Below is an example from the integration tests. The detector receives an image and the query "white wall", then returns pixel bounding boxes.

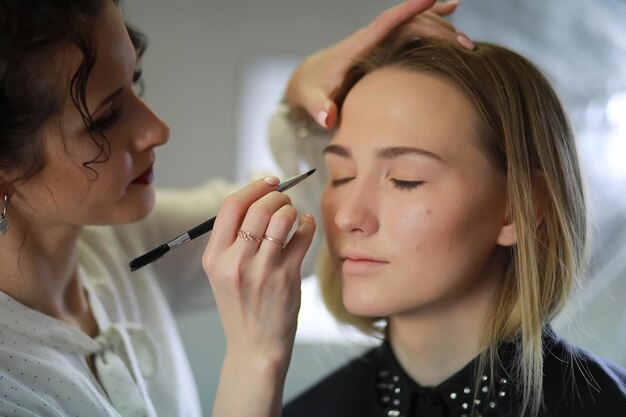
[122,0,626,415]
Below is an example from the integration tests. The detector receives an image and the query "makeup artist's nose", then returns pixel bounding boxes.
[132,99,170,152]
[334,180,379,235]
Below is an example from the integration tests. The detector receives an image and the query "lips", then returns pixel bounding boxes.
[341,251,389,275]
[131,165,154,185]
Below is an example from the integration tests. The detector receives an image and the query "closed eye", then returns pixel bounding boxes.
[330,177,354,187]
[89,107,122,132]
[392,179,424,190]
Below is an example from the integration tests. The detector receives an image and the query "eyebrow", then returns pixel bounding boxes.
[323,144,443,162]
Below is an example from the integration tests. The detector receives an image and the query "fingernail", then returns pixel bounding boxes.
[316,110,328,128]
[457,35,475,50]
[263,176,280,186]
[298,214,311,230]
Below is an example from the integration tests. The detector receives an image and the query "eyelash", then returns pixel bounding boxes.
[89,70,142,133]
[330,178,424,190]
[392,179,424,190]
[132,69,143,84]
[330,178,354,187]
[90,107,122,132]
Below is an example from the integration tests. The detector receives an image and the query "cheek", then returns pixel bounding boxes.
[321,189,343,266]
[321,190,337,235]
[385,202,432,254]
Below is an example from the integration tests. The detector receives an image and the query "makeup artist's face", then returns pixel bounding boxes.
[13,1,169,228]
[321,67,510,319]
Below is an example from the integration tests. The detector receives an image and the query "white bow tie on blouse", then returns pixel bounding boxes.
[90,323,159,417]
[0,288,161,417]
[81,273,161,417]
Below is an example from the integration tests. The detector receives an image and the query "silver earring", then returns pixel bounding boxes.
[0,193,9,235]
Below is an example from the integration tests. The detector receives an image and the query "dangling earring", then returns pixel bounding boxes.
[0,193,9,235]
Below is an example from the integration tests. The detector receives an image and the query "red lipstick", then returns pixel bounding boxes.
[131,165,154,185]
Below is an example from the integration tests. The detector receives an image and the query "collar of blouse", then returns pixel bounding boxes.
[372,334,559,417]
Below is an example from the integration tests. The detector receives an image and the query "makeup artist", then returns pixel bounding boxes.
[0,0,472,416]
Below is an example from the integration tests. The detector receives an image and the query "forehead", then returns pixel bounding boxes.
[334,67,482,162]
[61,1,135,108]
[91,0,136,68]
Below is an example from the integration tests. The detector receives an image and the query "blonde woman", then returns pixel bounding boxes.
[273,37,626,416]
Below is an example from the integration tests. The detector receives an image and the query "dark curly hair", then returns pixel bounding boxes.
[0,0,147,184]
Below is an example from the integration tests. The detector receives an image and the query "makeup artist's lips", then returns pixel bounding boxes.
[341,252,389,275]
[131,165,154,185]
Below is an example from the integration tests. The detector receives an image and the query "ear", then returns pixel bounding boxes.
[496,208,517,247]
[496,171,546,247]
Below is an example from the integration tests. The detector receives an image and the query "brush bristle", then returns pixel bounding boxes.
[129,244,169,271]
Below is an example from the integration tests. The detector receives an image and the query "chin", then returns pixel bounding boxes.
[129,199,156,222]
[342,290,392,318]
[115,191,156,224]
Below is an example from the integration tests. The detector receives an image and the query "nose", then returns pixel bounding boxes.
[333,179,379,235]
[132,99,170,152]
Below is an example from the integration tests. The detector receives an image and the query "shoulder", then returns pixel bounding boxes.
[543,334,626,416]
[283,347,382,417]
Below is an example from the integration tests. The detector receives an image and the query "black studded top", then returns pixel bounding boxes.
[284,329,626,417]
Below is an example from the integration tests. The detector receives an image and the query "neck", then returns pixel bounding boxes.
[0,220,87,320]
[387,251,507,387]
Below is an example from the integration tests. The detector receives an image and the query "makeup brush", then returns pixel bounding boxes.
[129,168,316,271]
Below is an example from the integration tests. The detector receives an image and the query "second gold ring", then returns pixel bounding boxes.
[262,234,286,248]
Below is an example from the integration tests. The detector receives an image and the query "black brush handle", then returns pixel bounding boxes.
[187,216,216,240]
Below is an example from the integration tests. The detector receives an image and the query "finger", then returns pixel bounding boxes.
[340,0,437,56]
[421,11,475,49]
[324,101,338,129]
[398,15,474,49]
[210,177,280,250]
[234,191,292,256]
[281,214,316,271]
[421,10,457,33]
[430,0,459,17]
[257,204,297,258]
[298,88,336,129]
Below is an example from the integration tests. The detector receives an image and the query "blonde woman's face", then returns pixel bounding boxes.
[321,67,511,319]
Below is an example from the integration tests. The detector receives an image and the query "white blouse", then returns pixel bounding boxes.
[0,106,328,417]
[0,179,237,417]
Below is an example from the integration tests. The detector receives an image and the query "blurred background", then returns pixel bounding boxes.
[122,0,626,414]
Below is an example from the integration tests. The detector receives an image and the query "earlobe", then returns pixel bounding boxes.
[496,213,518,247]
[496,171,546,248]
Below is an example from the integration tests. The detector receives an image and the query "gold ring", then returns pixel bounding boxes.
[237,230,262,242]
[262,235,286,248]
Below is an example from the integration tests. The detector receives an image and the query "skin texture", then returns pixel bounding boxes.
[1,1,473,415]
[0,0,169,324]
[321,67,516,385]
[10,0,170,230]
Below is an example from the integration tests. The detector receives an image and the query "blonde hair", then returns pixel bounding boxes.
[318,38,588,416]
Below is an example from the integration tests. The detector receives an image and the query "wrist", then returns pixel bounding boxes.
[212,349,292,417]
[279,101,323,139]
[224,347,292,381]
